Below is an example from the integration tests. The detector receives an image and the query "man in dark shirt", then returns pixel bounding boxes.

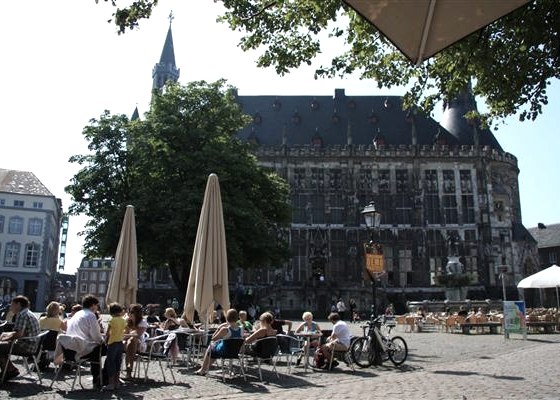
[271,314,292,335]
[457,306,468,317]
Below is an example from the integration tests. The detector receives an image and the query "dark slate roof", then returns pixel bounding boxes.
[512,222,537,243]
[0,168,54,196]
[528,223,560,248]
[131,106,140,121]
[236,89,462,147]
[440,90,503,151]
[159,25,176,66]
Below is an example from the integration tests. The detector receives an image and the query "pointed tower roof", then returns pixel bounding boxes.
[152,15,180,90]
[440,84,503,151]
[159,25,176,66]
[131,106,140,121]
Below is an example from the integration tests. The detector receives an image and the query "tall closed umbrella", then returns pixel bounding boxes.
[517,265,560,310]
[183,173,229,323]
[106,205,138,308]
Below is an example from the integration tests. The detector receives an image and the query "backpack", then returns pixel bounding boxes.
[314,347,326,369]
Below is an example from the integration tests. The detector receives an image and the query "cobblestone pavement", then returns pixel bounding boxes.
[2,323,559,400]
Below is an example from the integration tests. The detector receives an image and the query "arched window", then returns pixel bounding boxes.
[8,216,23,234]
[24,242,40,268]
[4,242,20,267]
[27,218,43,236]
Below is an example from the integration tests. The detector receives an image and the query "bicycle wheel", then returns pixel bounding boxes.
[387,336,408,366]
[380,337,390,362]
[350,337,372,368]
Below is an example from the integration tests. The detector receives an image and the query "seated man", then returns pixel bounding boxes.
[0,295,41,380]
[320,312,351,368]
[271,313,292,335]
[63,295,106,388]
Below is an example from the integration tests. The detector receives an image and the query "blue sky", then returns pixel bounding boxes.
[1,1,558,274]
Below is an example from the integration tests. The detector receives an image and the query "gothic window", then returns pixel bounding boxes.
[328,195,344,224]
[460,170,473,193]
[461,195,475,223]
[427,230,446,273]
[310,194,325,224]
[394,195,412,225]
[293,168,306,189]
[24,243,40,268]
[359,169,373,191]
[378,169,390,193]
[425,194,442,224]
[291,194,307,224]
[8,216,23,234]
[375,194,392,225]
[311,168,324,190]
[443,170,455,193]
[424,170,438,193]
[443,195,458,224]
[396,169,409,193]
[328,169,342,190]
[4,242,20,267]
[27,218,43,236]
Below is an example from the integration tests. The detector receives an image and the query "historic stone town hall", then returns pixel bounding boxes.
[152,24,538,315]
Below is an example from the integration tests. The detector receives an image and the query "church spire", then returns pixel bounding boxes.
[152,11,180,90]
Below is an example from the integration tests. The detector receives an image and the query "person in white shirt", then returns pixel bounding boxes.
[65,295,106,388]
[320,312,351,367]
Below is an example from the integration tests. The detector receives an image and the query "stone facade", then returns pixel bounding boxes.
[0,169,63,311]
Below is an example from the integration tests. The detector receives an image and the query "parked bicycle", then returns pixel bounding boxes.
[350,312,408,367]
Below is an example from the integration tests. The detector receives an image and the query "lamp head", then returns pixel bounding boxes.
[361,201,382,228]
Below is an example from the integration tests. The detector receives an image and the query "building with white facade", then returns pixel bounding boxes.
[0,169,63,310]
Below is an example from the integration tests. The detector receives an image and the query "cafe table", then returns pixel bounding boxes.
[293,331,321,372]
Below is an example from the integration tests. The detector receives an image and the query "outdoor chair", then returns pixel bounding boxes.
[0,330,49,385]
[214,337,246,382]
[37,330,59,371]
[50,344,104,391]
[135,332,177,383]
[327,345,355,372]
[247,336,279,381]
[275,334,304,373]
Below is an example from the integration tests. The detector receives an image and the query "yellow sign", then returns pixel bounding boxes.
[365,254,384,274]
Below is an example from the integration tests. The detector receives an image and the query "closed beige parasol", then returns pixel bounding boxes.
[183,174,230,323]
[106,205,138,308]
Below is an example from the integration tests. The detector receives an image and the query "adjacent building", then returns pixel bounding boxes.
[75,257,114,310]
[0,169,63,310]
[528,223,560,268]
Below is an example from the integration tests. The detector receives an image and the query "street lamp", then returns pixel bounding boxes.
[361,201,383,317]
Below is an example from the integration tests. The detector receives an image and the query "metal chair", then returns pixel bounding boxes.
[275,334,304,373]
[50,344,104,390]
[1,330,49,385]
[134,333,177,383]
[247,336,279,381]
[215,337,246,382]
[327,344,355,372]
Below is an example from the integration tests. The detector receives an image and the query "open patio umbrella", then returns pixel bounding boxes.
[517,265,560,310]
[343,0,530,64]
[106,205,138,308]
[183,173,230,324]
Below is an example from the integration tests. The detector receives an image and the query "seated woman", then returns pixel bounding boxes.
[124,304,148,379]
[243,312,277,356]
[39,301,66,332]
[160,308,180,331]
[294,311,321,365]
[195,309,242,375]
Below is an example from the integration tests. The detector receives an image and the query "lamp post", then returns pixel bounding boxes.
[361,201,382,317]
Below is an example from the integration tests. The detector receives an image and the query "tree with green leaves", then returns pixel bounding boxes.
[100,0,559,125]
[66,80,291,293]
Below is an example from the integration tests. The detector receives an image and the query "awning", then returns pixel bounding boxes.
[343,0,530,64]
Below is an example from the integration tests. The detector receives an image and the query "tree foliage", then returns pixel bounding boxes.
[101,0,559,125]
[66,80,291,293]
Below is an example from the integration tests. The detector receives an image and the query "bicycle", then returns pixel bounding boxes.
[350,313,408,367]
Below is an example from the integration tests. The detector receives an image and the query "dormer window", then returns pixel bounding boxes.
[292,111,301,125]
[253,112,262,125]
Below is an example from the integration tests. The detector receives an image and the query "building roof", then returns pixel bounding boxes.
[236,89,503,150]
[528,223,560,249]
[159,25,176,66]
[0,168,54,196]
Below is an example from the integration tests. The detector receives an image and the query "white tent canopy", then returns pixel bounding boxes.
[517,265,560,309]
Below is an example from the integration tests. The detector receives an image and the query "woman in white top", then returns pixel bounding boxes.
[124,304,148,378]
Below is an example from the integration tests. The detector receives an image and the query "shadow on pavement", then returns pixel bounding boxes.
[433,370,525,381]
